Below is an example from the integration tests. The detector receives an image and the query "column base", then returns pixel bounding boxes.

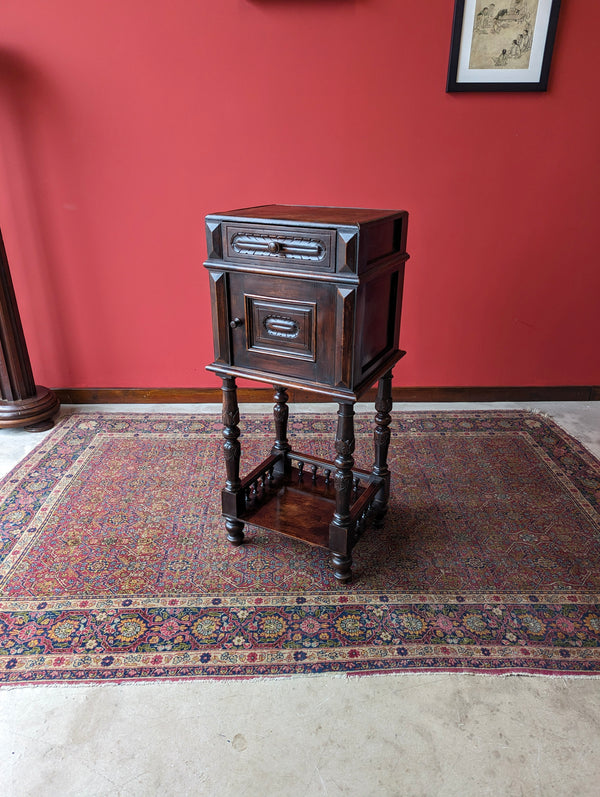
[0,386,60,431]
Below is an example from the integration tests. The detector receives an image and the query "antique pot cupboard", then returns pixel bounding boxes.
[204,205,409,582]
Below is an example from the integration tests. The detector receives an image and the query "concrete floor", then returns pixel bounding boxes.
[1,402,600,797]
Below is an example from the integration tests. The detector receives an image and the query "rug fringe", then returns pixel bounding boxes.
[3,670,600,691]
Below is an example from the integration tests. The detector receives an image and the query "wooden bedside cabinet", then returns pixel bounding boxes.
[204,204,410,582]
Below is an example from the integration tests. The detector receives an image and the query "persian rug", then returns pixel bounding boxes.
[1,410,599,685]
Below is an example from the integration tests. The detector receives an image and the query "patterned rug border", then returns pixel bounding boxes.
[1,409,600,684]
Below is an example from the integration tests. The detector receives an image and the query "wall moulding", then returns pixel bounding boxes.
[53,386,599,405]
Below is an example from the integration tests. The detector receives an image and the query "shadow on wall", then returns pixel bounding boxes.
[0,49,99,385]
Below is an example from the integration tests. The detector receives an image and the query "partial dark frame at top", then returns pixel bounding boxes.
[447,0,561,92]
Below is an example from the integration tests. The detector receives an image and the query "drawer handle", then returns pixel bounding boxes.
[267,241,281,254]
[230,317,244,329]
[264,315,299,339]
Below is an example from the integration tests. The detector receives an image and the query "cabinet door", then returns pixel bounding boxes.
[228,273,337,385]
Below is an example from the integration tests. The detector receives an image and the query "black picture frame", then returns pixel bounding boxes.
[447,0,561,92]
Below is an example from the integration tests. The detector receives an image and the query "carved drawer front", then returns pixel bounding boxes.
[228,274,336,383]
[224,224,335,272]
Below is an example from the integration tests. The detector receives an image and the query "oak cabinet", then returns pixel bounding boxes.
[204,205,410,582]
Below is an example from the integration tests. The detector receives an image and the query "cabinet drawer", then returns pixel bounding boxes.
[224,224,335,272]
[228,273,337,383]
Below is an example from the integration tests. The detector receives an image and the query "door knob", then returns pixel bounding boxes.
[230,317,244,329]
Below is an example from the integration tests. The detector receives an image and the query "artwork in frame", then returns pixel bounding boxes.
[447,0,561,92]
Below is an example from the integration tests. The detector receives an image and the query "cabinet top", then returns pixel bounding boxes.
[206,204,407,227]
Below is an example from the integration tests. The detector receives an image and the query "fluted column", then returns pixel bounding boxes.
[0,228,59,430]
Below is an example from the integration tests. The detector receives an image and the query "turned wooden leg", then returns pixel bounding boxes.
[225,518,245,547]
[331,552,353,583]
[271,384,291,478]
[220,375,245,545]
[372,370,393,527]
[329,401,355,582]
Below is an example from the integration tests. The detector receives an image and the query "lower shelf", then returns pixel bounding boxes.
[240,468,339,549]
[238,460,389,550]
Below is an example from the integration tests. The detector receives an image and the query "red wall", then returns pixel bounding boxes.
[1,1,598,390]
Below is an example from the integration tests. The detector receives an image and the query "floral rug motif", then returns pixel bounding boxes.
[1,410,599,684]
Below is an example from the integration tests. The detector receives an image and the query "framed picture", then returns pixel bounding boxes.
[447,0,561,92]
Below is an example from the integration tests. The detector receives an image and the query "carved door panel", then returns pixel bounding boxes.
[228,273,338,384]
